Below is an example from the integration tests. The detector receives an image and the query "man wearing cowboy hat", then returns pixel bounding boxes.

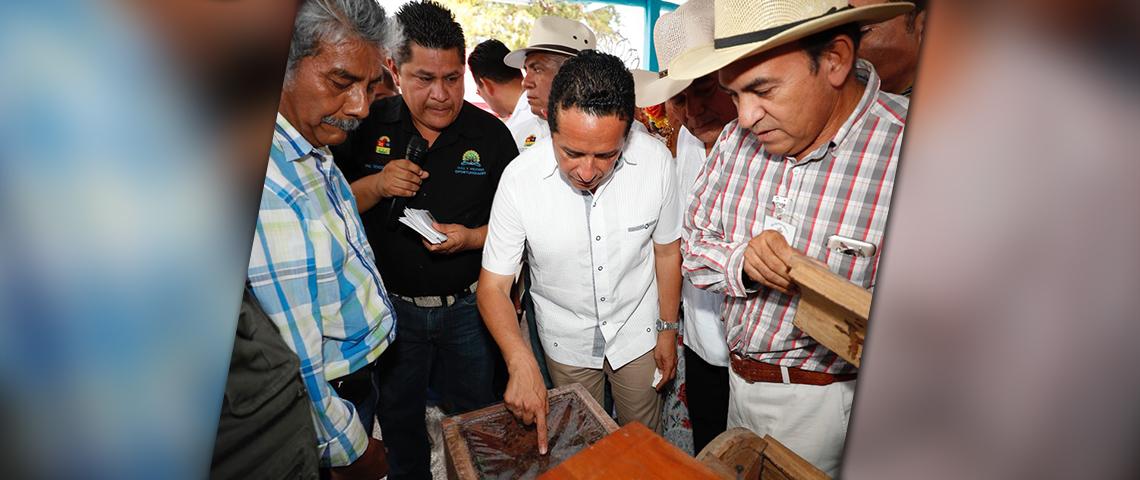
[671,0,913,474]
[503,16,597,152]
[505,17,650,153]
[632,0,737,454]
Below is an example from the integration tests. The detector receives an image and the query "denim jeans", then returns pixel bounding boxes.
[376,292,498,480]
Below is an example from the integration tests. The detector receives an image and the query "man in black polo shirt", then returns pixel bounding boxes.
[331,2,517,479]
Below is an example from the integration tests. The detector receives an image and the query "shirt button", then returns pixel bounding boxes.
[646,328,651,332]
[553,342,558,347]
[600,297,606,302]
[595,236,601,241]
[597,266,603,271]
[602,321,607,326]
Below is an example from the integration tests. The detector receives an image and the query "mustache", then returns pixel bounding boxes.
[321,116,361,132]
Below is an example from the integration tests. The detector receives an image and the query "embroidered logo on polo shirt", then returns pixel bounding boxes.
[454,149,487,176]
[375,136,391,155]
[524,135,537,147]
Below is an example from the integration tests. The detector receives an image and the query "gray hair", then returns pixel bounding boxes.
[285,0,402,77]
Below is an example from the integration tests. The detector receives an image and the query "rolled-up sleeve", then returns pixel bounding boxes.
[682,129,755,298]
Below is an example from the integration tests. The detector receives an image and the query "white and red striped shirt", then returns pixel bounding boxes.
[683,61,906,374]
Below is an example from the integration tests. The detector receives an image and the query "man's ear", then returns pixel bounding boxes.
[822,35,857,88]
[482,78,497,96]
[386,57,400,87]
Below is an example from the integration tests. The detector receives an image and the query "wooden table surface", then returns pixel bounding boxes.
[539,422,721,480]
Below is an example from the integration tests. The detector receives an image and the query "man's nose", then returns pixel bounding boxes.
[344,84,370,118]
[736,95,764,130]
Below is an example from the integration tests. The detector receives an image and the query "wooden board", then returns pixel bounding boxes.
[540,422,720,480]
[442,383,618,480]
[696,428,830,480]
[788,254,872,367]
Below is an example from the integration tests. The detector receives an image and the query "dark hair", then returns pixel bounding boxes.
[393,0,465,66]
[468,39,522,83]
[286,0,393,76]
[798,22,863,74]
[547,50,635,135]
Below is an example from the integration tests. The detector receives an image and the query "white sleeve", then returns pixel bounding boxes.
[653,142,683,244]
[482,169,527,275]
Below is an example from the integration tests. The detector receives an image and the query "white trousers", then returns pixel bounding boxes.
[726,367,856,477]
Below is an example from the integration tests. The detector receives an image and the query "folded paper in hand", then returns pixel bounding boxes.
[398,208,448,244]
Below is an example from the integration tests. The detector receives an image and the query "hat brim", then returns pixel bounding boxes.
[632,69,692,108]
[670,3,913,80]
[503,46,578,69]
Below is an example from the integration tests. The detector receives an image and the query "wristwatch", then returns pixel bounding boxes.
[655,318,680,332]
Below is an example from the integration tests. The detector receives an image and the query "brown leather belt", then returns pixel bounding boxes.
[730,353,857,386]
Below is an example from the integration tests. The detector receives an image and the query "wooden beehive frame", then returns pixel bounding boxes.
[788,255,872,367]
[442,383,619,480]
[697,428,830,480]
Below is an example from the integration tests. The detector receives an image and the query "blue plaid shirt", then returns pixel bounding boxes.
[247,114,396,467]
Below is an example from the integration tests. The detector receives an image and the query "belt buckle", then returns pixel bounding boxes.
[415,296,443,308]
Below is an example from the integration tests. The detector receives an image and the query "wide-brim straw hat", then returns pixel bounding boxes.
[504,16,597,69]
[632,0,715,107]
[670,0,913,80]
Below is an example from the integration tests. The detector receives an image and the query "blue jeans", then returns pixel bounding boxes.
[376,293,498,480]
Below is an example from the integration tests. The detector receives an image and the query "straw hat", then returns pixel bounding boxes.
[669,0,913,80]
[503,16,597,69]
[632,0,715,108]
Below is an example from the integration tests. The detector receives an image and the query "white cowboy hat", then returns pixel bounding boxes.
[503,16,597,69]
[632,0,715,108]
[669,0,913,80]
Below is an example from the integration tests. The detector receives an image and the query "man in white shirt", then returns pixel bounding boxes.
[503,16,596,152]
[478,51,682,454]
[468,39,524,119]
[632,0,738,454]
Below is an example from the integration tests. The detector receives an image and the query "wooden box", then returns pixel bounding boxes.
[697,428,830,480]
[442,383,619,479]
[540,422,720,480]
[788,255,872,367]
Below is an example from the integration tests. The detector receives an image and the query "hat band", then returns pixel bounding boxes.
[713,6,851,49]
[528,43,581,57]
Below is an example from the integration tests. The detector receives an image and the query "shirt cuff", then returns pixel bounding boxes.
[320,407,370,468]
[482,259,520,277]
[726,241,759,297]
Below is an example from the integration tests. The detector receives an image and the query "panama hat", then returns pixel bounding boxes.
[503,16,597,69]
[632,0,715,108]
[669,0,913,80]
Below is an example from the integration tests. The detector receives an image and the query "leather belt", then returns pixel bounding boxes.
[390,281,478,308]
[730,353,856,386]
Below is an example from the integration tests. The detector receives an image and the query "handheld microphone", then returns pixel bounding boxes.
[387,136,428,229]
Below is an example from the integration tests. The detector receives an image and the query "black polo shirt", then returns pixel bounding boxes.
[332,96,518,297]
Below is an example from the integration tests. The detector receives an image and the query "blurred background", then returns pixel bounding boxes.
[1,0,1139,479]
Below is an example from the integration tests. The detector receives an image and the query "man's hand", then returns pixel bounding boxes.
[370,159,429,199]
[503,357,550,455]
[422,223,480,255]
[653,330,678,390]
[743,230,801,295]
[329,437,388,480]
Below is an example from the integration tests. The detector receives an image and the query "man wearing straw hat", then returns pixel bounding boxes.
[670,0,913,474]
[503,16,598,152]
[632,0,737,454]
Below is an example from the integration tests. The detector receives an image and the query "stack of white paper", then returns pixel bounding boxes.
[398,208,448,244]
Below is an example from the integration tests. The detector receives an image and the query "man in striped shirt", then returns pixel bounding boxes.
[247,0,396,477]
[669,0,912,475]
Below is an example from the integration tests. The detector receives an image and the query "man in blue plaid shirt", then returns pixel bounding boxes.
[246,1,396,477]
